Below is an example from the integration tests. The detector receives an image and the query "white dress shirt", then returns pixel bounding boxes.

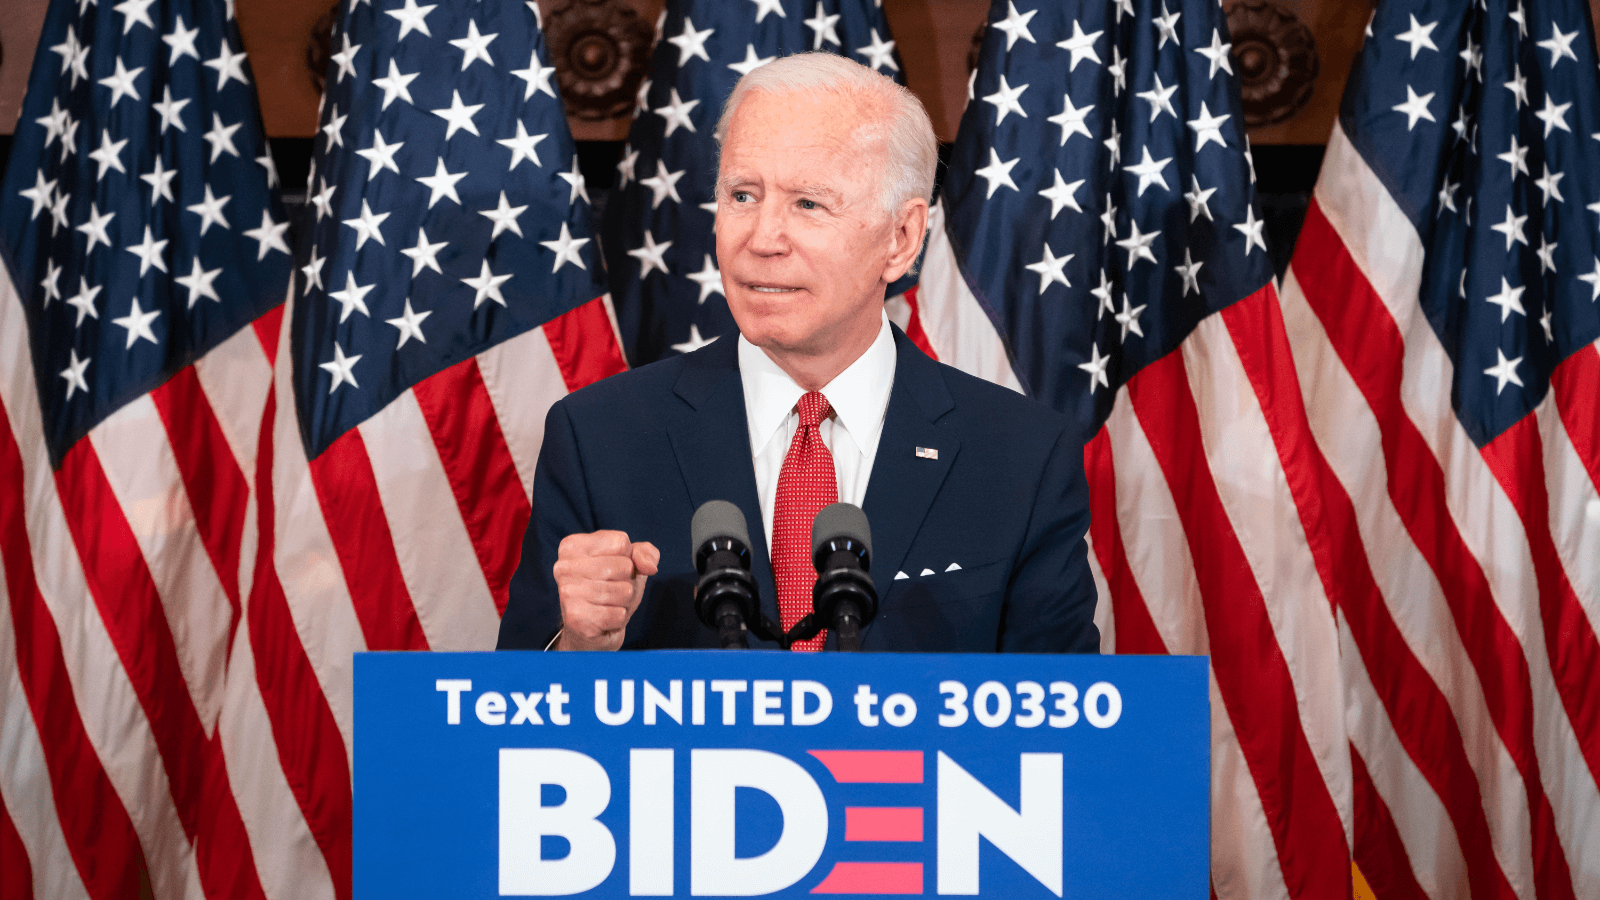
[738,313,897,545]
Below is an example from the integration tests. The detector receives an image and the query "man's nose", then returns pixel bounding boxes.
[746,201,790,256]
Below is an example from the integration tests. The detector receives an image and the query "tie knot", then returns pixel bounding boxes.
[797,391,831,429]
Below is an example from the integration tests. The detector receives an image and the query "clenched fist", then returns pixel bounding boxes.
[552,530,660,651]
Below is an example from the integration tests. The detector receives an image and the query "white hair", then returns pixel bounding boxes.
[714,52,937,217]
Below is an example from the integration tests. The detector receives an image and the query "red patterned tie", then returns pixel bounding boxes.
[772,391,836,652]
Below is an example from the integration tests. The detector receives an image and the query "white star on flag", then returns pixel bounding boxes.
[628,231,673,278]
[540,222,589,272]
[204,41,249,90]
[668,17,714,66]
[804,2,840,49]
[1484,276,1526,321]
[176,257,222,307]
[124,225,169,275]
[511,51,558,100]
[186,186,230,235]
[1394,15,1438,59]
[992,2,1037,51]
[111,298,162,348]
[1039,169,1085,218]
[342,198,390,248]
[1024,243,1073,294]
[60,349,92,399]
[654,88,700,137]
[1393,85,1436,130]
[479,191,529,239]
[1047,94,1093,145]
[686,255,725,303]
[355,130,404,180]
[974,149,1020,198]
[400,227,449,276]
[432,90,484,139]
[449,20,498,70]
[1234,205,1267,256]
[1125,147,1172,196]
[1078,343,1110,393]
[1056,21,1102,70]
[386,0,435,41]
[243,211,291,259]
[328,272,375,322]
[1483,348,1523,394]
[461,260,513,307]
[319,343,362,393]
[498,121,548,170]
[386,299,432,348]
[1187,102,1230,151]
[983,75,1029,125]
[416,158,467,207]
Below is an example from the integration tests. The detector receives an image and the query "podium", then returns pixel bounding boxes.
[354,651,1208,898]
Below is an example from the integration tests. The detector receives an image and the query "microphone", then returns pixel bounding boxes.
[691,500,758,649]
[809,503,879,652]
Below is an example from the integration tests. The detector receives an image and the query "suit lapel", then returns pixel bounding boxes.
[665,338,780,629]
[862,329,959,589]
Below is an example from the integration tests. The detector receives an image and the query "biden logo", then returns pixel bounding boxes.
[498,747,1065,897]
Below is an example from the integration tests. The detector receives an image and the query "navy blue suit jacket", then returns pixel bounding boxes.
[497,326,1099,652]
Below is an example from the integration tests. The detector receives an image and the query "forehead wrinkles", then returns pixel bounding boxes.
[719,93,890,205]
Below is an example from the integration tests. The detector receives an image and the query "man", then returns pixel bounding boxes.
[497,53,1098,653]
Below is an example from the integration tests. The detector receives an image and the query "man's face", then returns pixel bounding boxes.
[715,89,910,359]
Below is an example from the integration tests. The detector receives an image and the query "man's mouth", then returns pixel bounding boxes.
[745,283,801,294]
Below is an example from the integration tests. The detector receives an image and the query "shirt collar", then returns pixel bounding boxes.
[738,312,897,457]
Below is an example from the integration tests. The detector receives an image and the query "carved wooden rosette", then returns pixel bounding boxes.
[1225,0,1320,127]
[543,0,654,121]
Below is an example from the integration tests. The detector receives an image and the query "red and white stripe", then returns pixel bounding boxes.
[906,197,1354,899]
[1279,122,1600,900]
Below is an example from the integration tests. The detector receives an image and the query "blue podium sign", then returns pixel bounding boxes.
[354,652,1208,898]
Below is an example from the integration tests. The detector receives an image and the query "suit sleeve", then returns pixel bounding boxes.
[997,426,1101,653]
[497,400,595,649]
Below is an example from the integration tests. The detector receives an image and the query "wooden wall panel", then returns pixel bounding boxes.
[237,0,334,137]
[884,0,990,142]
[0,0,50,133]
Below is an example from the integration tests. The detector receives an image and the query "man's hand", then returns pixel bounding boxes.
[552,531,660,651]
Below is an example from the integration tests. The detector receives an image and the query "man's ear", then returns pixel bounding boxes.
[883,198,930,282]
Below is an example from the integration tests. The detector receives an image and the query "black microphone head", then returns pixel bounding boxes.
[811,502,872,564]
[692,499,750,558]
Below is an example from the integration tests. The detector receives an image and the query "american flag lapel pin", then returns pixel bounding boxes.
[915,446,938,460]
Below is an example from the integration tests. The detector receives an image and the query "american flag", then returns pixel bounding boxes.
[243,0,627,895]
[910,0,1353,896]
[1281,1,1600,898]
[1,0,290,897]
[1,0,628,896]
[602,0,906,366]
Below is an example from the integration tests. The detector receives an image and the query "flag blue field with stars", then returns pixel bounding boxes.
[602,0,905,367]
[943,0,1273,449]
[2,0,290,465]
[294,0,608,458]
[1336,0,1600,448]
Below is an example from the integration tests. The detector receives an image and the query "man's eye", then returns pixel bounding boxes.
[799,199,817,210]
[732,191,751,202]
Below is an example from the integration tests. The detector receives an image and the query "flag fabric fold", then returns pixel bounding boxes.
[1281,2,1600,898]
